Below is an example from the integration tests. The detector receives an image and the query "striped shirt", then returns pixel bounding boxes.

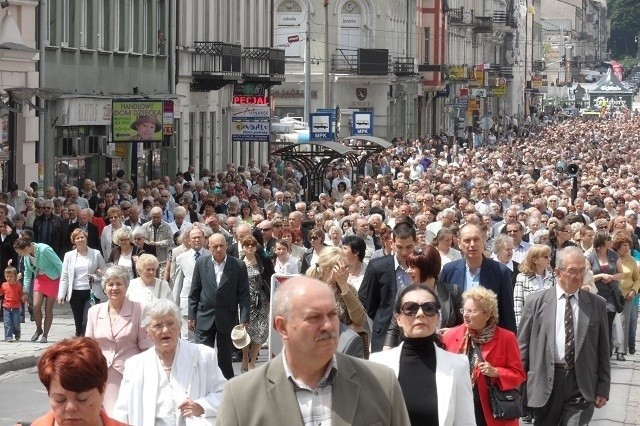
[283,351,338,426]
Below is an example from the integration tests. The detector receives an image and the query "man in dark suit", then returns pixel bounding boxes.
[67,209,101,254]
[60,204,79,254]
[226,223,252,259]
[358,222,416,352]
[519,246,610,425]
[188,233,250,379]
[439,223,517,333]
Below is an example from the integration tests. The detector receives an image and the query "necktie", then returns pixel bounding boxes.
[194,251,201,261]
[564,294,575,367]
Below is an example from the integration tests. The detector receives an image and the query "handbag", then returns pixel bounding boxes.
[611,281,625,314]
[473,345,524,420]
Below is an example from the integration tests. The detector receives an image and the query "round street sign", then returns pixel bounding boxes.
[480,116,493,130]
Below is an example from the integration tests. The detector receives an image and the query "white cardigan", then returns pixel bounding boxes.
[369,342,477,426]
[57,248,107,301]
[113,340,226,426]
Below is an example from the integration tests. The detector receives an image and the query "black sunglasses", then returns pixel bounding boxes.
[401,301,440,317]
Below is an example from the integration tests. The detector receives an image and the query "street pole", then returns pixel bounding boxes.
[323,0,329,109]
[38,0,48,193]
[304,10,311,124]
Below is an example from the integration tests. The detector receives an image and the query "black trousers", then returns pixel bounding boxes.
[69,290,91,337]
[195,322,234,380]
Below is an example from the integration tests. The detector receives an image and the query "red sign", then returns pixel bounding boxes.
[288,35,300,43]
[232,96,269,105]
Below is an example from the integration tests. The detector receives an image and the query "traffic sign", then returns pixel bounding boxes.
[480,116,493,130]
[309,113,333,141]
[470,88,488,98]
[352,111,373,136]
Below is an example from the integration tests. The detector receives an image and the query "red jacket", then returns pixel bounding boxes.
[31,409,129,426]
[443,325,526,426]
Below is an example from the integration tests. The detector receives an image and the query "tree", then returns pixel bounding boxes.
[608,0,640,58]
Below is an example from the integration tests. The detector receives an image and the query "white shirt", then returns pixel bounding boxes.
[512,241,531,264]
[554,285,579,364]
[213,256,226,287]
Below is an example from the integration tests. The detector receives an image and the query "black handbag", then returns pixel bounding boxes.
[473,345,524,420]
[611,282,625,313]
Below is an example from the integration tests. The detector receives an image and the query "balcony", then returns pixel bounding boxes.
[331,48,390,75]
[191,42,242,91]
[473,17,493,33]
[493,11,517,28]
[394,57,416,76]
[449,7,473,26]
[242,47,286,85]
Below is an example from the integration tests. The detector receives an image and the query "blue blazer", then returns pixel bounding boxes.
[439,256,517,334]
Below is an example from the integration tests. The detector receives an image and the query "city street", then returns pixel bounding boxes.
[1,349,639,424]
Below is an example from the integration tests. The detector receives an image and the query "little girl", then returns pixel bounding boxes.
[273,240,299,275]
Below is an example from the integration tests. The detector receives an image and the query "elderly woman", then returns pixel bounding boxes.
[492,234,518,287]
[101,206,131,260]
[443,287,526,426]
[127,253,172,308]
[14,236,62,343]
[31,337,128,426]
[513,244,555,326]
[612,231,640,360]
[57,229,107,337]
[113,299,227,425]
[132,227,156,257]
[384,245,463,350]
[107,227,144,280]
[370,285,475,425]
[586,230,624,357]
[85,266,152,415]
[306,246,368,353]
[433,227,462,268]
[327,224,343,247]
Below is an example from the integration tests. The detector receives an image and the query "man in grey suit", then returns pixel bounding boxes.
[188,233,250,379]
[217,276,410,425]
[337,322,364,358]
[519,247,610,425]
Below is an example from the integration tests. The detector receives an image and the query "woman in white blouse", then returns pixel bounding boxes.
[57,228,107,336]
[126,253,172,308]
[273,239,299,275]
[433,228,461,269]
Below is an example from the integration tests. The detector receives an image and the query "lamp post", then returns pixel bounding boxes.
[635,33,640,62]
[323,0,329,108]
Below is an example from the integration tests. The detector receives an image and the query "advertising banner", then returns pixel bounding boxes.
[112,101,164,142]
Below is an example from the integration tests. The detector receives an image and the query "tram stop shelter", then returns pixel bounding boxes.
[272,141,358,201]
[338,136,394,175]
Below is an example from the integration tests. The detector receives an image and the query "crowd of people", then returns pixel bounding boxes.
[8,109,640,424]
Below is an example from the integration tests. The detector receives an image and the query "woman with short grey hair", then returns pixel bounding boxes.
[114,299,227,424]
[85,265,151,415]
[127,253,172,308]
[107,226,144,279]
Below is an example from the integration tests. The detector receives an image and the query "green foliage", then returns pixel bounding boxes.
[608,0,640,58]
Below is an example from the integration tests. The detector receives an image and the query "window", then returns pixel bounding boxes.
[157,0,167,54]
[338,1,363,50]
[423,27,430,65]
[98,0,110,50]
[79,0,89,48]
[275,0,303,58]
[143,0,154,53]
[45,0,54,45]
[116,0,126,51]
[61,0,69,47]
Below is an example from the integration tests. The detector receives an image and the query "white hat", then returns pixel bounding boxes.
[231,325,250,349]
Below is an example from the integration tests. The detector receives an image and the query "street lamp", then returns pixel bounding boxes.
[323,0,329,108]
[635,33,640,62]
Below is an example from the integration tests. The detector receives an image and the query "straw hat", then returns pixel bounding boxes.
[231,325,250,349]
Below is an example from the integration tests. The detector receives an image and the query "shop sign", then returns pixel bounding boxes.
[112,100,164,142]
[60,98,112,126]
[231,121,270,142]
[448,66,468,81]
[493,86,507,96]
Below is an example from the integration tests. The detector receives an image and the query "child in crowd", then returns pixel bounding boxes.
[0,266,22,341]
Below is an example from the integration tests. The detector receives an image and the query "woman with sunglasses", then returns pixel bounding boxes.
[370,284,475,425]
[383,246,463,350]
[300,228,328,274]
[443,287,526,426]
[239,235,272,372]
[513,244,555,326]
[548,220,576,269]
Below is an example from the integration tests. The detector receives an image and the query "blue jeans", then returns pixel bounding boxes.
[3,307,21,340]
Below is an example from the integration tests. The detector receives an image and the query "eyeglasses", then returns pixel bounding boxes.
[309,236,319,241]
[44,207,52,210]
[561,268,586,277]
[401,301,439,317]
[597,226,608,230]
[149,321,177,331]
[244,243,256,247]
[460,308,483,315]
